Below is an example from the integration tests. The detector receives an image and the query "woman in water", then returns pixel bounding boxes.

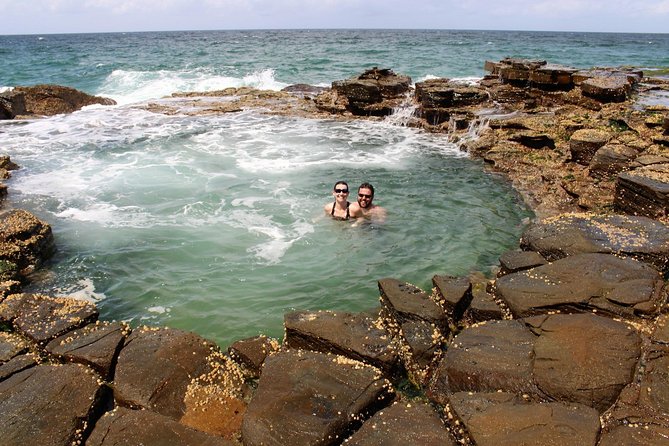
[323,181,351,220]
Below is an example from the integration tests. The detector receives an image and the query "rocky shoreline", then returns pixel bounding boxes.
[1,59,669,445]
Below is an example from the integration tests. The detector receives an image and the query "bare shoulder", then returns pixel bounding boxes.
[323,202,332,214]
[349,202,362,217]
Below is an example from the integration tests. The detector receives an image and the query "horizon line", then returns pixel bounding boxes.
[3,27,669,38]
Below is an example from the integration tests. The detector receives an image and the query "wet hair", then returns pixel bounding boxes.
[333,180,348,190]
[358,182,374,197]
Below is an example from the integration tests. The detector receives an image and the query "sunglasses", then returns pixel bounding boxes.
[334,188,349,193]
[358,193,372,199]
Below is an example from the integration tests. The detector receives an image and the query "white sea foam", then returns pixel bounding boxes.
[54,278,106,303]
[98,67,289,105]
[148,306,170,314]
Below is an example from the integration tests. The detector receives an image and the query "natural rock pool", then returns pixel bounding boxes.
[3,105,532,346]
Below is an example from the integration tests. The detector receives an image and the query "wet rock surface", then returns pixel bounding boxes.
[1,84,116,118]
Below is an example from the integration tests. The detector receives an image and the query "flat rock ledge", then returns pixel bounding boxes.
[2,59,669,445]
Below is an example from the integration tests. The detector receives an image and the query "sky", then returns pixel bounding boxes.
[1,0,668,35]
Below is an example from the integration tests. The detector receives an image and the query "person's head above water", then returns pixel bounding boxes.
[333,181,349,194]
[324,180,351,220]
[357,182,374,209]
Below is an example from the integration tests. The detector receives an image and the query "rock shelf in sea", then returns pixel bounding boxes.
[1,59,669,445]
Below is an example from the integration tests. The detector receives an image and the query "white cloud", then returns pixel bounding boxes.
[0,0,666,34]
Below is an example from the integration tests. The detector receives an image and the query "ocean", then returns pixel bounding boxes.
[1,29,668,347]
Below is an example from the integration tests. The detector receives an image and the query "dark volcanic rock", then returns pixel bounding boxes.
[241,349,394,446]
[397,318,444,385]
[428,320,536,404]
[13,84,116,116]
[284,310,399,376]
[497,249,548,276]
[527,313,641,412]
[0,209,55,276]
[615,165,669,219]
[45,320,128,379]
[463,278,504,324]
[0,363,105,446]
[495,253,665,319]
[448,391,601,446]
[519,213,669,272]
[87,406,233,446]
[228,334,279,378]
[345,400,455,445]
[599,424,669,446]
[378,278,448,333]
[0,293,99,345]
[431,275,472,323]
[113,327,218,419]
[0,90,27,119]
[0,352,38,381]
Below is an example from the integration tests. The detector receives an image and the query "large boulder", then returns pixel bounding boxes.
[414,78,488,125]
[448,391,601,446]
[0,90,27,119]
[430,314,641,414]
[431,274,472,323]
[0,363,105,446]
[330,68,411,116]
[241,349,394,446]
[580,74,633,102]
[615,164,669,219]
[428,319,537,404]
[180,350,249,441]
[495,253,665,320]
[12,84,116,117]
[528,63,578,89]
[519,213,669,272]
[344,399,456,445]
[283,310,399,377]
[0,293,99,345]
[113,327,218,419]
[45,320,128,380]
[87,406,233,446]
[0,209,55,277]
[228,335,279,378]
[528,313,641,412]
[378,278,448,333]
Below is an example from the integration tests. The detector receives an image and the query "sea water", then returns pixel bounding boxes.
[1,30,668,346]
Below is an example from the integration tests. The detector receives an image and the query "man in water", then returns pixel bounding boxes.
[350,182,386,223]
